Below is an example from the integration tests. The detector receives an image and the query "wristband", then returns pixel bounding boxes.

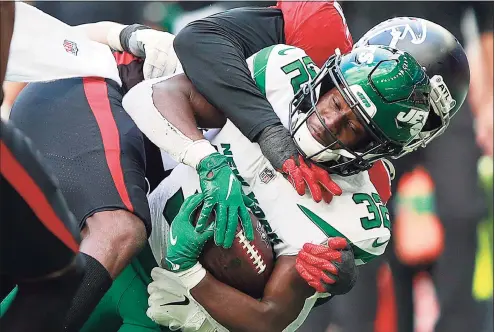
[257,124,299,169]
[119,24,151,55]
[183,140,217,169]
[176,262,207,290]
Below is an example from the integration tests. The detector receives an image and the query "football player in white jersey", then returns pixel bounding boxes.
[122,43,431,331]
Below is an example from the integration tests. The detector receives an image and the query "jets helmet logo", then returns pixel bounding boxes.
[395,108,429,136]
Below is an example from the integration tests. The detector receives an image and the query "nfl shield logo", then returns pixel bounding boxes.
[63,40,78,56]
[259,167,275,184]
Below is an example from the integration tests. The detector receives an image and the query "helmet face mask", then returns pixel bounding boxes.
[354,17,470,156]
[289,45,431,176]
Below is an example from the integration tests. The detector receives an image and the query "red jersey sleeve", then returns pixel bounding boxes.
[276,1,353,67]
[368,160,392,204]
[112,51,144,93]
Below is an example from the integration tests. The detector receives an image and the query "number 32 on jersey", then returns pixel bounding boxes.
[281,55,318,94]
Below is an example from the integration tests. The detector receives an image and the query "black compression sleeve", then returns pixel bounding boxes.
[1,256,83,332]
[174,7,285,141]
[63,253,112,331]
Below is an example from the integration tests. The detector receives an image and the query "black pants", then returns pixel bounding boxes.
[0,120,81,280]
[9,77,151,235]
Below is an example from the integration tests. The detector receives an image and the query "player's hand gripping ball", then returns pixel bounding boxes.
[196,152,255,249]
[193,203,274,299]
[165,192,274,299]
[296,237,357,294]
[164,193,215,273]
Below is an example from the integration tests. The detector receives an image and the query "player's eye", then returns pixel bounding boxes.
[348,120,357,133]
[333,96,342,111]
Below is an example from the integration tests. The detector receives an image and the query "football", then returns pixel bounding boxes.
[194,209,274,299]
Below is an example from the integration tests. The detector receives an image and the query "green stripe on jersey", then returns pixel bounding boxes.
[252,45,276,96]
[297,204,379,264]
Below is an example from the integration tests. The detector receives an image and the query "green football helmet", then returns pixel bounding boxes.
[289,45,431,176]
[354,17,471,157]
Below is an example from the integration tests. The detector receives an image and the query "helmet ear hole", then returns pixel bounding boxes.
[423,112,442,131]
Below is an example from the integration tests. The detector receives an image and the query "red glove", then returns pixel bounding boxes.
[296,237,357,294]
[281,155,342,203]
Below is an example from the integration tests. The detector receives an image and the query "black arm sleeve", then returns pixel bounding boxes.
[174,7,285,141]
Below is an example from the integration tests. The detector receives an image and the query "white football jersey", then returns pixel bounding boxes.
[148,45,391,331]
[5,3,121,85]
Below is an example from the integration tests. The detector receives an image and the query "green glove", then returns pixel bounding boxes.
[196,152,255,248]
[165,193,214,272]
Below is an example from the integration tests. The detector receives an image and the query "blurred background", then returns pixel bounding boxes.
[1,2,493,332]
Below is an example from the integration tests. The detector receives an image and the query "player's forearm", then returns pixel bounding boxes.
[192,274,285,332]
[73,21,125,48]
[191,257,313,332]
[122,75,223,169]
[173,20,282,141]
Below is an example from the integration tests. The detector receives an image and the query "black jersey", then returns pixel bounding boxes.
[174,7,286,141]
